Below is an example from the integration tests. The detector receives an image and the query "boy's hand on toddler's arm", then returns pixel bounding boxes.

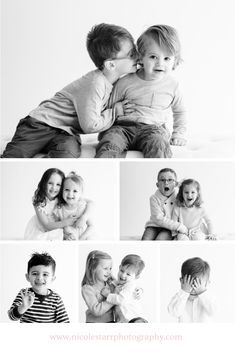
[19,289,35,314]
[122,100,136,115]
[170,137,187,146]
[115,100,136,119]
[180,275,193,293]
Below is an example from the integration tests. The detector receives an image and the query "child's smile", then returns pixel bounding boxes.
[139,39,175,81]
[183,185,198,207]
[46,173,62,200]
[26,265,55,295]
[63,179,82,207]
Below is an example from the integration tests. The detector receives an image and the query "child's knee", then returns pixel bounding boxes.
[156,230,172,241]
[143,137,172,158]
[49,136,81,158]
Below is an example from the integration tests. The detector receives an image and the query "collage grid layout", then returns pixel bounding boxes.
[1,159,235,324]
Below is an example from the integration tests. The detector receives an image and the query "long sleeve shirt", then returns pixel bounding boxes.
[168,289,216,322]
[109,72,187,140]
[8,288,69,323]
[29,70,115,135]
[145,189,183,231]
[172,205,213,237]
[106,280,142,322]
[81,284,114,323]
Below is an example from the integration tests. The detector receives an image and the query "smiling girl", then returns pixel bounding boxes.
[172,179,217,240]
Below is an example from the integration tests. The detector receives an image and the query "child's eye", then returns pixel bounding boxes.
[150,55,157,60]
[164,57,171,61]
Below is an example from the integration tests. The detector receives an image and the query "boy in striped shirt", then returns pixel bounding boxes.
[8,252,69,323]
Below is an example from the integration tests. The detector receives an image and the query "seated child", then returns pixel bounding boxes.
[101,254,145,323]
[168,257,216,322]
[8,252,69,323]
[172,179,217,240]
[55,171,94,240]
[2,23,137,158]
[142,168,188,240]
[96,24,186,158]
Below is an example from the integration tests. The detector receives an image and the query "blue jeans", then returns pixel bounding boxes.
[1,117,81,158]
[95,121,172,158]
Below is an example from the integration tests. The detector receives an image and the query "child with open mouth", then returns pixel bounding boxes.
[172,178,217,240]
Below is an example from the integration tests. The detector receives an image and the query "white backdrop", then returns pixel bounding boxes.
[78,242,160,323]
[120,160,235,239]
[0,160,119,240]
[160,243,235,323]
[1,0,235,138]
[0,242,79,322]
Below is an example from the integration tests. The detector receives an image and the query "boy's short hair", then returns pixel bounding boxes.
[157,168,177,181]
[120,254,145,277]
[27,252,56,274]
[181,257,210,279]
[87,23,135,70]
[137,24,182,68]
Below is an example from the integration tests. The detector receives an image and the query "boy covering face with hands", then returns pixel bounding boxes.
[168,257,216,322]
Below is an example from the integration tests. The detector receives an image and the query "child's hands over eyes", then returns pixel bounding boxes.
[180,275,193,293]
[19,289,35,313]
[101,286,111,298]
[192,277,207,295]
[170,137,187,146]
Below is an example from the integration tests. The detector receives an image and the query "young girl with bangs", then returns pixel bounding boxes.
[172,179,217,240]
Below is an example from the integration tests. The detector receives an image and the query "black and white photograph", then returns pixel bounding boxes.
[78,242,159,323]
[1,0,235,351]
[120,161,235,241]
[1,0,234,159]
[0,160,119,241]
[160,243,235,323]
[0,242,79,323]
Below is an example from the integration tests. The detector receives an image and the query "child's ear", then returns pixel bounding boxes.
[104,60,116,71]
[175,181,178,186]
[52,275,56,282]
[156,182,159,188]
[25,273,30,282]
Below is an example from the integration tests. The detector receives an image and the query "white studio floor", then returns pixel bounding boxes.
[2,132,235,158]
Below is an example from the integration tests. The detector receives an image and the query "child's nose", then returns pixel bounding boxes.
[156,57,164,67]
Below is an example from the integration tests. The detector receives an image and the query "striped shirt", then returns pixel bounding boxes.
[8,288,70,323]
